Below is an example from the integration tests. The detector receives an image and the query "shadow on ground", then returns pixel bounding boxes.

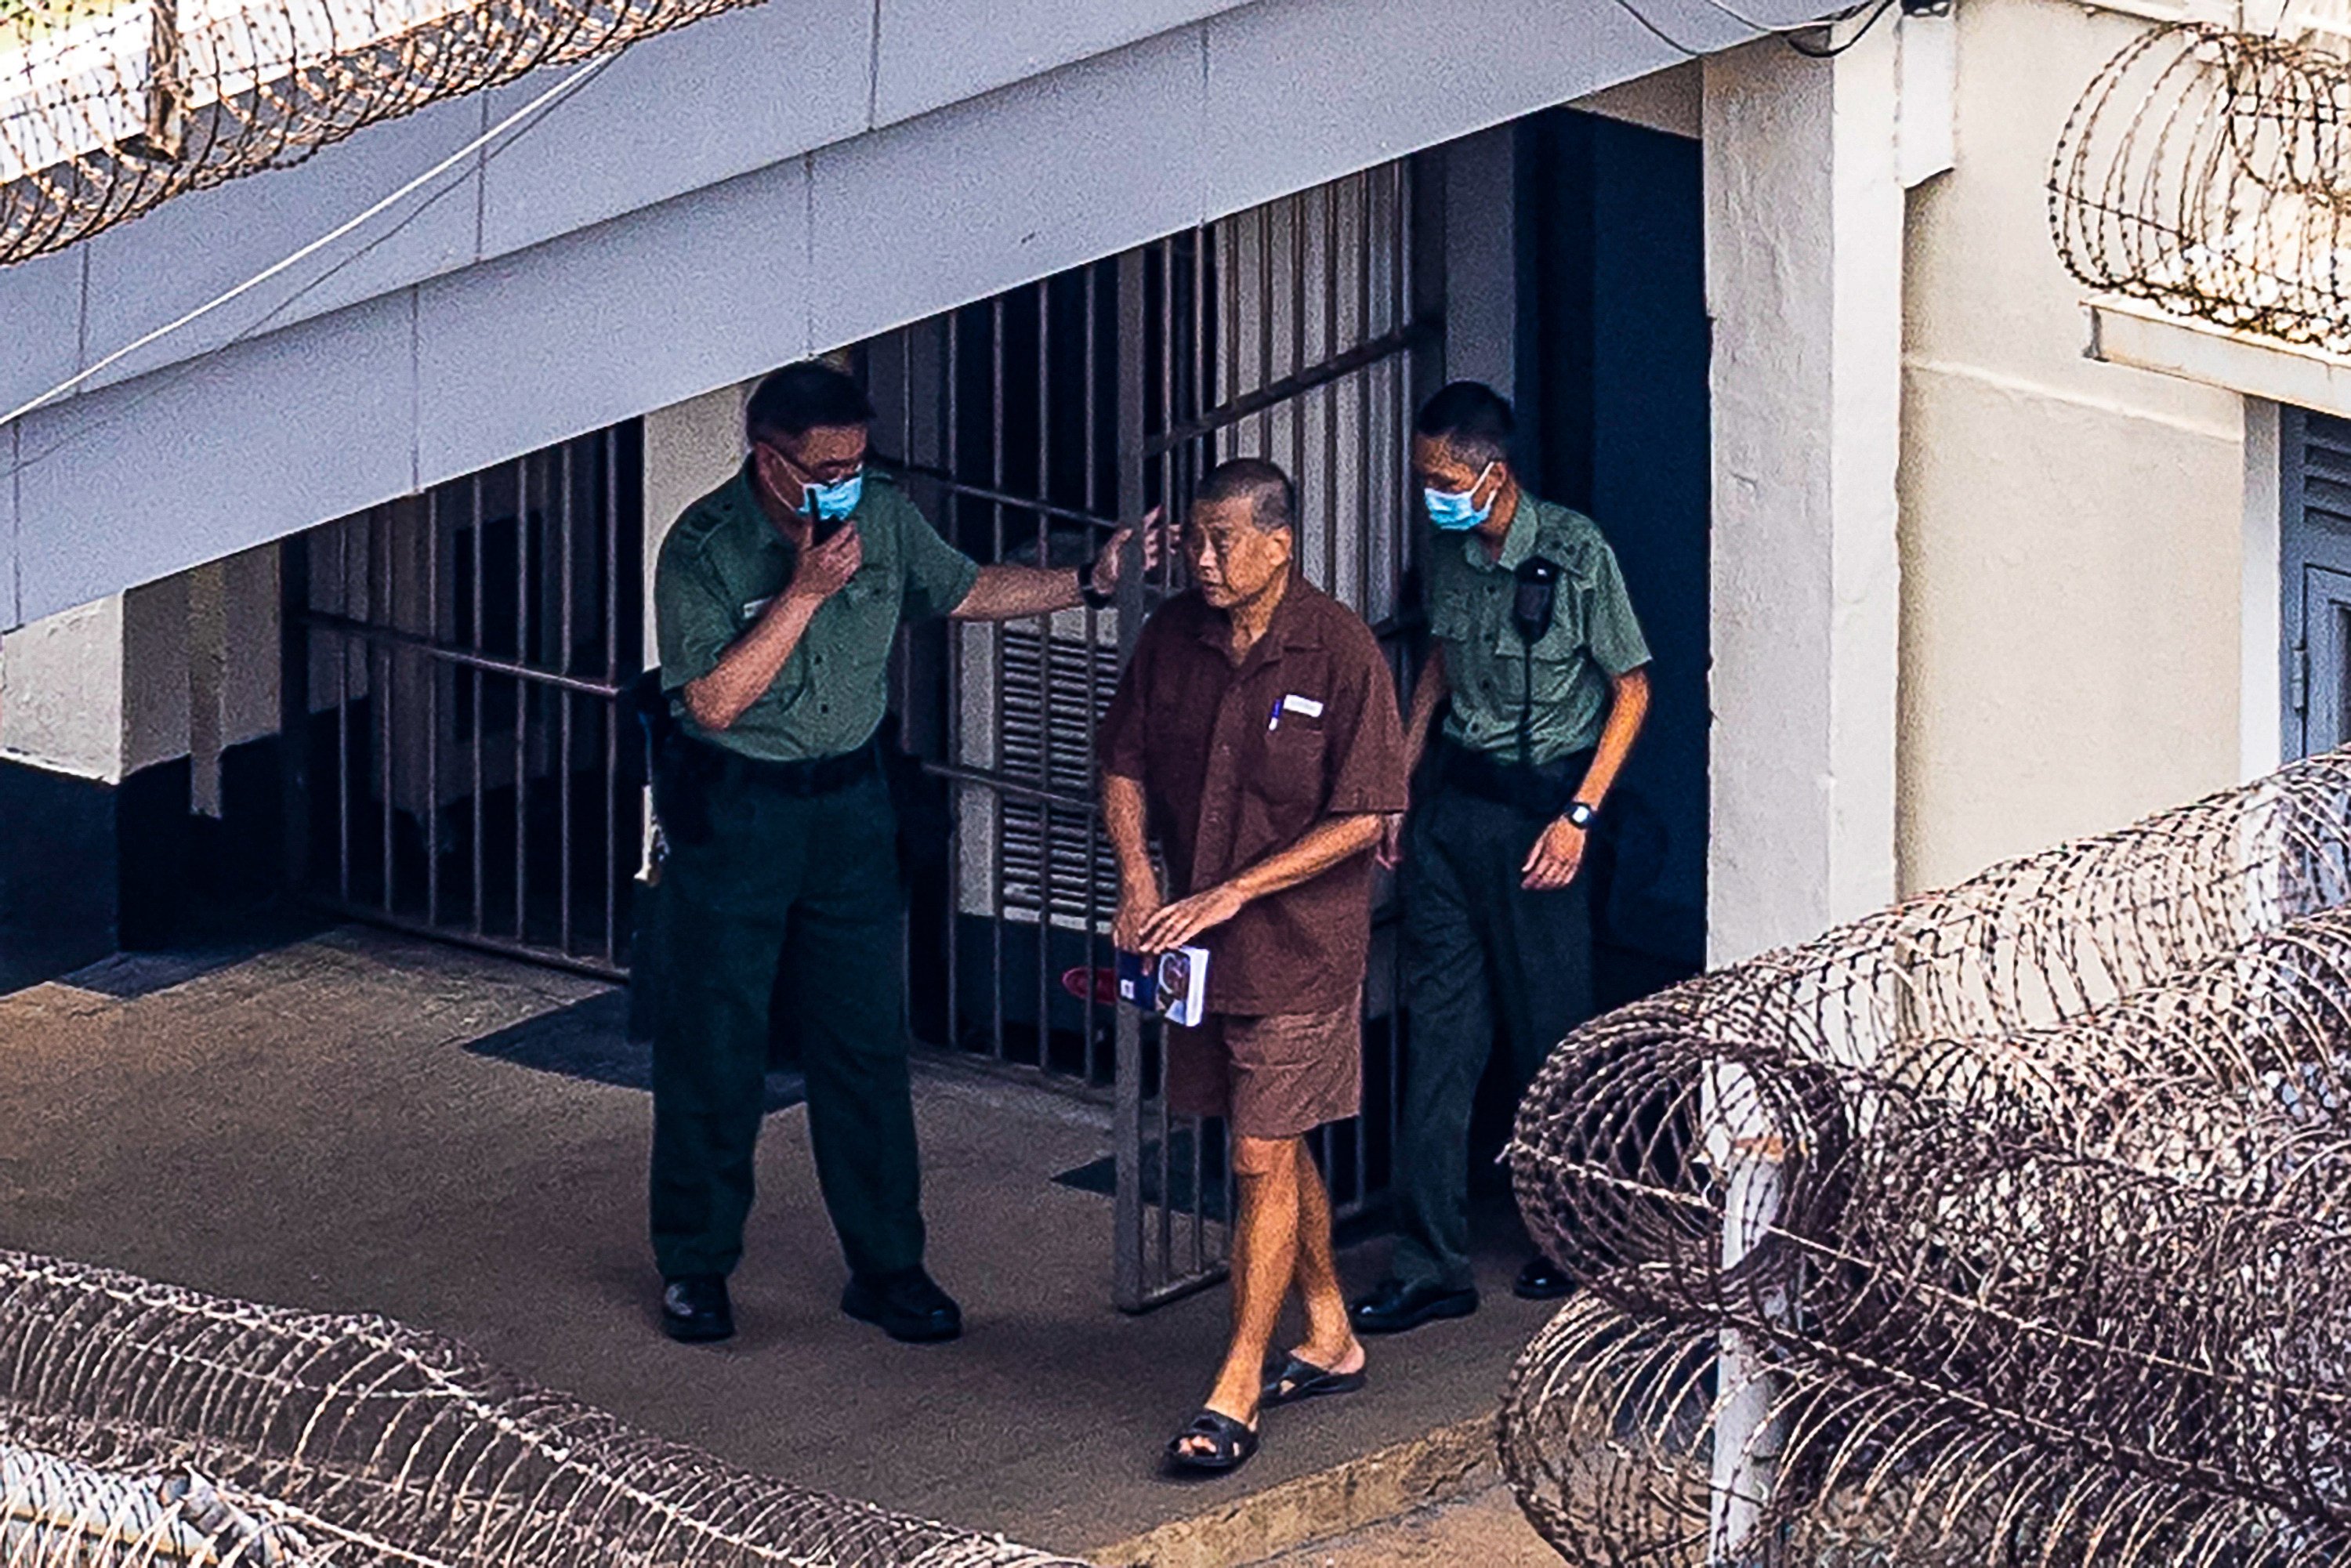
[0,925,1556,1559]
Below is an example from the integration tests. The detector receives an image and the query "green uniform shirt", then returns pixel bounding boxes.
[1426,494,1650,765]
[655,464,981,762]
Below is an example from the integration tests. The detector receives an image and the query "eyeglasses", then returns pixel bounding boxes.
[759,439,865,487]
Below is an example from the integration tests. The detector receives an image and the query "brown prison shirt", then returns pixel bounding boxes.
[1101,578,1410,1016]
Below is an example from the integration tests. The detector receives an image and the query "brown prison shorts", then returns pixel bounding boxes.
[1164,987,1364,1139]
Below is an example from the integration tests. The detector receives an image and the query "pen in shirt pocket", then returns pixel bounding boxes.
[1266,697,1283,733]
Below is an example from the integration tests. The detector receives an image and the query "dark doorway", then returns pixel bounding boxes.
[1518,105,1711,1011]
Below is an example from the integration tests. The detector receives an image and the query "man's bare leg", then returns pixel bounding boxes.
[1284,1143,1365,1376]
[1177,1134,1302,1458]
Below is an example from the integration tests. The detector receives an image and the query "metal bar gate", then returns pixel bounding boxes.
[282,160,1434,1312]
[871,158,1440,1309]
[285,424,647,980]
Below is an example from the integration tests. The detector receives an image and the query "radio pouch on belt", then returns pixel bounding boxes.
[633,672,718,849]
[1510,556,1563,764]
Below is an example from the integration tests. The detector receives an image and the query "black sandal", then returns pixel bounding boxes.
[1260,1353,1367,1409]
[1165,1408,1259,1475]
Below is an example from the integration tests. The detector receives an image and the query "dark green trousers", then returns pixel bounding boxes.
[1392,777,1592,1291]
[649,766,924,1283]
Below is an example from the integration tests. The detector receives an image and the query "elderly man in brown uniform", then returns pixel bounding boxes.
[1101,457,1410,1476]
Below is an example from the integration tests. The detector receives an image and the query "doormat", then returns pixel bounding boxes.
[465,991,806,1114]
[1052,1124,1230,1223]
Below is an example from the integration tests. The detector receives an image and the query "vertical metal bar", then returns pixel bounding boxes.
[1190,1107,1207,1275]
[471,473,487,938]
[560,440,576,957]
[1397,158,1427,1200]
[1191,222,1207,434]
[1328,181,1345,601]
[335,515,352,905]
[426,490,442,929]
[1161,237,1176,506]
[515,454,531,942]
[605,430,621,966]
[1035,280,1052,1070]
[991,296,1008,1065]
[278,532,312,906]
[379,504,394,918]
[1258,201,1274,450]
[945,314,963,1061]
[1232,215,1251,470]
[1158,1092,1175,1285]
[1082,267,1103,1084]
[1113,246,1150,1313]
[1361,201,1389,1219]
[1291,192,1310,587]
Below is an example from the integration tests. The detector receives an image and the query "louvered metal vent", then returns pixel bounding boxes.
[2302,412,2351,534]
[995,625,1121,928]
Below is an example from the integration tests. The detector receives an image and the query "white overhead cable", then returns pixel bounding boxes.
[2,49,615,438]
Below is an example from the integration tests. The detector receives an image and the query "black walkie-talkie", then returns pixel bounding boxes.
[1510,556,1562,766]
[1512,556,1562,645]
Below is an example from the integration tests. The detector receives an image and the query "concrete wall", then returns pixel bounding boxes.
[1894,0,2249,893]
[0,599,127,781]
[642,381,752,655]
[0,551,280,788]
[1704,29,1907,963]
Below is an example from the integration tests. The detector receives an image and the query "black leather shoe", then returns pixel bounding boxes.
[1349,1278,1479,1335]
[842,1268,963,1343]
[1514,1255,1576,1301]
[660,1274,734,1344]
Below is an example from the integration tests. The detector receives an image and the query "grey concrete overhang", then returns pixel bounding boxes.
[0,0,1835,630]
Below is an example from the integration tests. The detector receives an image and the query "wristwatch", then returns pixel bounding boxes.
[1563,799,1598,831]
[1078,563,1114,610]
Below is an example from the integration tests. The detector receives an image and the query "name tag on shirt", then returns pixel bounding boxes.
[1281,693,1324,719]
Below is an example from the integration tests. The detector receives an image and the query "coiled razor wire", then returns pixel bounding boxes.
[0,0,760,266]
[0,1252,1090,1568]
[2053,24,2351,357]
[1502,747,2351,1563]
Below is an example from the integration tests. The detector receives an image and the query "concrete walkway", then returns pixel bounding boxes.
[0,926,1562,1563]
[1255,1487,1556,1566]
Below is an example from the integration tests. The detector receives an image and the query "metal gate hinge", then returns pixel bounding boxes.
[2292,640,2310,715]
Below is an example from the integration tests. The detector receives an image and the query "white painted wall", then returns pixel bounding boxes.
[1895,0,2247,892]
[0,598,127,781]
[642,380,752,659]
[1704,29,1906,964]
[2243,397,2282,780]
[0,543,279,791]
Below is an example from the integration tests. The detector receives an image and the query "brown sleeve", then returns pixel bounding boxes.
[1100,616,1157,783]
[1322,615,1411,816]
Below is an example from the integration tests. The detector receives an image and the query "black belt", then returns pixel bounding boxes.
[705,735,881,798]
[1433,736,1593,817]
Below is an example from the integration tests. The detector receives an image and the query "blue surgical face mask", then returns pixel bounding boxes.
[1423,462,1497,531]
[802,469,864,523]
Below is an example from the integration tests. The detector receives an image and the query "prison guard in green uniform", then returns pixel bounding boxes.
[649,465,979,1285]
[1390,494,1650,1294]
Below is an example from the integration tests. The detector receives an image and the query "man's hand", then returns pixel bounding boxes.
[1375,813,1407,871]
[788,524,863,605]
[1089,506,1167,600]
[1520,817,1586,892]
[1138,882,1249,952]
[1112,883,1164,953]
